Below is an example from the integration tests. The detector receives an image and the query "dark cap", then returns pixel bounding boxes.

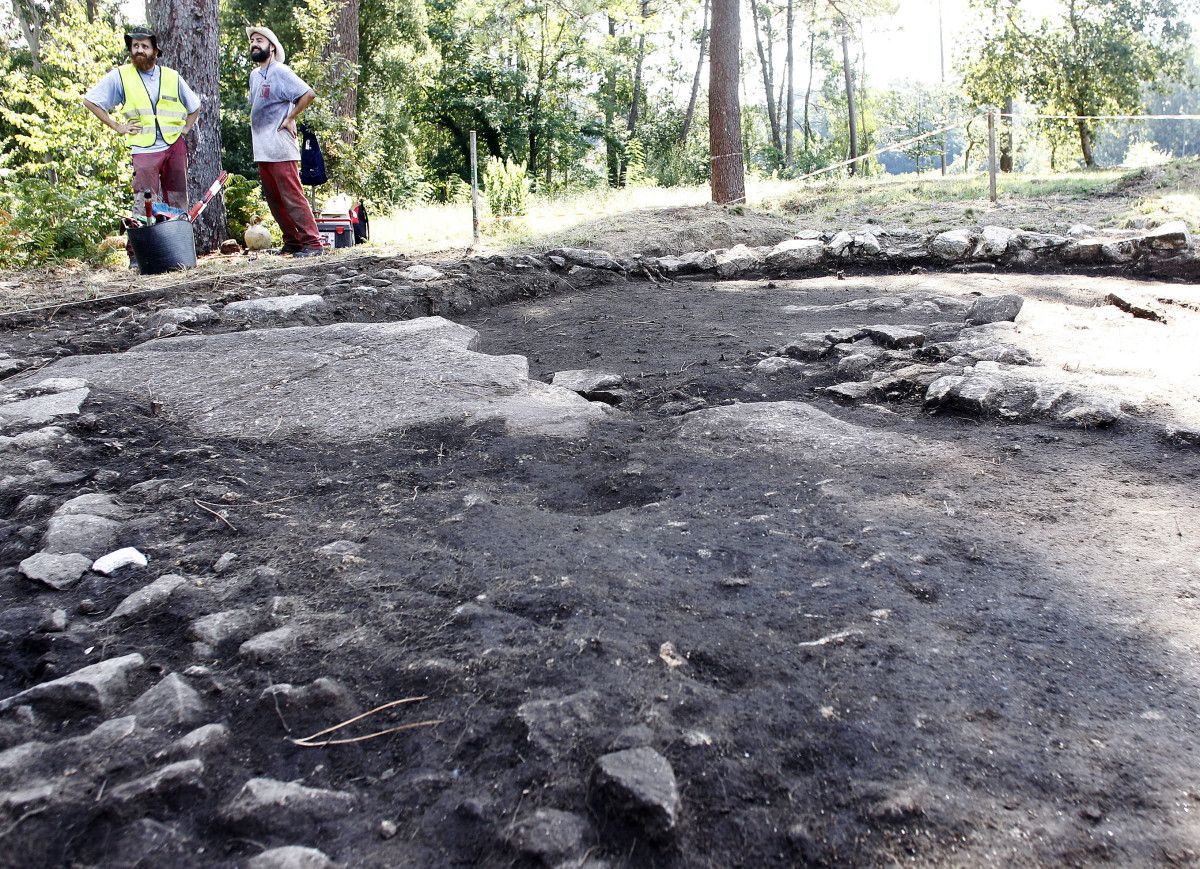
[124,27,162,57]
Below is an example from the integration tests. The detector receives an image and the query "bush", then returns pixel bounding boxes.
[0,178,124,270]
[483,157,530,218]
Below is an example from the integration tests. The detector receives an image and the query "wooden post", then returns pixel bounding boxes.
[987,110,998,203]
[469,131,480,246]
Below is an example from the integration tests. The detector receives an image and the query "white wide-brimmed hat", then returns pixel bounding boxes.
[246,26,285,64]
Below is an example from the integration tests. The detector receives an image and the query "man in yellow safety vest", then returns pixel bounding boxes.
[83,26,201,217]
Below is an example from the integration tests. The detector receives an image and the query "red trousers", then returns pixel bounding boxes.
[131,136,189,210]
[258,161,321,252]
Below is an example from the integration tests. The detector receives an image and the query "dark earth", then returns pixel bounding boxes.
[1,255,1198,868]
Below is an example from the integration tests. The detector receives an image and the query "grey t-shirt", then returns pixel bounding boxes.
[249,61,311,163]
[84,64,201,155]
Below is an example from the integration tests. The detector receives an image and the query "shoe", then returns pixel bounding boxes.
[293,248,324,258]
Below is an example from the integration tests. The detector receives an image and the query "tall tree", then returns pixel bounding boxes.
[149,0,227,250]
[708,0,745,203]
[784,0,795,165]
[679,0,710,145]
[840,27,858,173]
[330,0,359,138]
[627,0,650,134]
[749,0,781,150]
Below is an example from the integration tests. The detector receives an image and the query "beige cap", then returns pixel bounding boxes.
[246,26,285,64]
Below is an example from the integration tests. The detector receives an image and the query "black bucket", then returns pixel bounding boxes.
[128,219,197,275]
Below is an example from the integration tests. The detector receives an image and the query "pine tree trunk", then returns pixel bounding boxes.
[841,30,858,175]
[803,31,815,152]
[784,0,794,166]
[679,0,710,145]
[749,0,780,151]
[148,0,227,252]
[604,15,621,186]
[709,0,745,204]
[627,0,649,135]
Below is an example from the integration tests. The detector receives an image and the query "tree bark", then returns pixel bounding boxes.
[749,0,780,151]
[784,0,794,165]
[841,29,858,175]
[1077,118,1095,167]
[331,0,359,136]
[14,0,43,70]
[709,0,745,204]
[679,0,710,145]
[1000,95,1014,172]
[148,0,227,251]
[803,31,815,152]
[627,0,650,134]
[604,15,621,186]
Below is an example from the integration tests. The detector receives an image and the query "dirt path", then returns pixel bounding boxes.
[0,268,1198,867]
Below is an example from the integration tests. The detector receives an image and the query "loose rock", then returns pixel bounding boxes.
[246,846,338,869]
[220,778,356,834]
[0,653,144,715]
[17,552,92,590]
[594,746,681,838]
[508,808,592,863]
[129,673,208,730]
[92,546,148,575]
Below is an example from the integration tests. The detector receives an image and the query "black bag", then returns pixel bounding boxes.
[352,200,369,244]
[299,124,327,186]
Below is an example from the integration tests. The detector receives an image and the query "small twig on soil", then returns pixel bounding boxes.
[290,696,440,747]
[193,499,237,532]
[0,807,46,839]
[797,628,864,647]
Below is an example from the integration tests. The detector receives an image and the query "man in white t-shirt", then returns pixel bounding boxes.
[246,26,323,257]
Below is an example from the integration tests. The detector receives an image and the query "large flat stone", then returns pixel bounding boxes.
[18,318,604,441]
[679,401,907,460]
[0,388,90,427]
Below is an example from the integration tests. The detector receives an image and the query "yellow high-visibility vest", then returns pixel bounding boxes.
[116,64,188,147]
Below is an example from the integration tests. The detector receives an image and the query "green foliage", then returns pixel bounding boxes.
[0,178,124,269]
[963,0,1194,165]
[222,173,273,243]
[0,7,129,267]
[483,156,530,217]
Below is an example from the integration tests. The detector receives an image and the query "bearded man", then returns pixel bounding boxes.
[83,27,201,214]
[246,26,323,257]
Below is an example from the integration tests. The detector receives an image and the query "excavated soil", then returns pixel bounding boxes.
[1,263,1199,868]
